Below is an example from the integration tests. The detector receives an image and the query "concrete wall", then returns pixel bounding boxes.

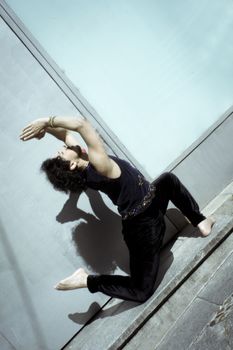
[4,0,233,178]
[0,16,129,350]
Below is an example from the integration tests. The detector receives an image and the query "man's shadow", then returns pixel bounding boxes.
[56,189,129,275]
[56,190,176,322]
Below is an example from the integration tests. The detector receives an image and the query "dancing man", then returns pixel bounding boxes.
[20,115,215,303]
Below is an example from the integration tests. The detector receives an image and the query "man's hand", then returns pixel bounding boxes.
[35,128,46,140]
[20,118,49,141]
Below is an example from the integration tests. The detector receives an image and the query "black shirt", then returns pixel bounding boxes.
[83,156,156,220]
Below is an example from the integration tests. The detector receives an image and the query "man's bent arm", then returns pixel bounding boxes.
[46,127,80,147]
[20,115,120,177]
[51,116,116,176]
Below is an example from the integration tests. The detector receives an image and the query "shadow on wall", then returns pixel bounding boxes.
[54,191,199,324]
[55,190,197,280]
[56,189,130,275]
[54,189,205,325]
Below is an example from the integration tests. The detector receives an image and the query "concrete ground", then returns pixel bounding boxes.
[124,215,233,350]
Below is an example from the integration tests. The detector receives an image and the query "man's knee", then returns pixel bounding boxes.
[159,172,179,186]
[134,285,154,303]
[154,172,172,188]
[161,171,176,180]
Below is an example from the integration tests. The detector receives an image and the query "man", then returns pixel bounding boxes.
[20,115,215,303]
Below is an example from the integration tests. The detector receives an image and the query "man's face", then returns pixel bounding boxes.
[55,145,79,162]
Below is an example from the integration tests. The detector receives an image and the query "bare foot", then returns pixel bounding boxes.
[54,268,88,291]
[197,216,216,237]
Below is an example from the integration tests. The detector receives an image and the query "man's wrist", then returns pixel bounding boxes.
[41,117,50,127]
[47,116,57,128]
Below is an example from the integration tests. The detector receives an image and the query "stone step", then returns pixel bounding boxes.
[124,219,233,350]
[63,196,233,350]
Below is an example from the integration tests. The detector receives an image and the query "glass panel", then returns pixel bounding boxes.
[6,0,233,177]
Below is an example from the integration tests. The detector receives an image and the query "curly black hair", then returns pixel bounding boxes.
[40,157,87,193]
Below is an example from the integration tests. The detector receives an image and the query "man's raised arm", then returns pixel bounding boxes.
[20,116,120,178]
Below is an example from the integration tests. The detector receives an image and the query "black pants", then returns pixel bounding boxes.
[87,172,206,303]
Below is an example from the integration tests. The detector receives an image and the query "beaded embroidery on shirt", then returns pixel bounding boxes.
[138,174,144,186]
[122,183,156,220]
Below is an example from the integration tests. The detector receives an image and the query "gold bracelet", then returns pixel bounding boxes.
[49,115,56,128]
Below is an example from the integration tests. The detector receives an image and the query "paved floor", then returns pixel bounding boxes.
[124,199,233,350]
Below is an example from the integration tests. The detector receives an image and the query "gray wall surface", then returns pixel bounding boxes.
[172,111,233,210]
[5,0,233,179]
[0,17,129,350]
